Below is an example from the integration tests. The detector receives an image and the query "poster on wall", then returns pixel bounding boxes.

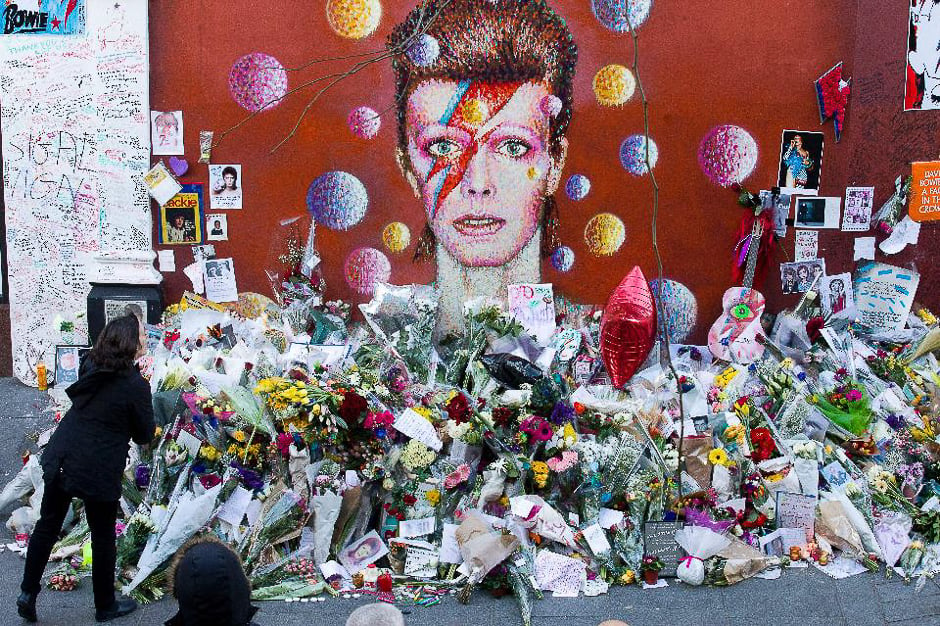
[206,213,228,241]
[104,300,146,325]
[780,260,826,295]
[842,186,874,231]
[906,2,940,110]
[854,262,920,334]
[203,258,238,303]
[160,184,205,245]
[908,161,940,222]
[1,1,86,35]
[209,164,242,209]
[151,110,183,156]
[776,130,824,195]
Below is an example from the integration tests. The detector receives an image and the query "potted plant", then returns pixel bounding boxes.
[641,554,665,585]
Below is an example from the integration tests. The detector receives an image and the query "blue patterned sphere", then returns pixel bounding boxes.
[551,246,575,272]
[406,34,440,67]
[649,278,698,344]
[619,134,658,176]
[306,171,368,230]
[565,174,591,201]
[591,0,653,32]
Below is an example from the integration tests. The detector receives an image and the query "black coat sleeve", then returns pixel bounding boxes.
[129,374,156,445]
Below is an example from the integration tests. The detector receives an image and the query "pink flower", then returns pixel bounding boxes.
[444,464,471,489]
[846,389,862,402]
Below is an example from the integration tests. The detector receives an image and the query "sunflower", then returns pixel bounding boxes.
[708,448,729,466]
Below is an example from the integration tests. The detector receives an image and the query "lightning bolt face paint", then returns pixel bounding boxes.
[404,79,561,268]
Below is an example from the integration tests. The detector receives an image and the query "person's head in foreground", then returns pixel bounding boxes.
[165,536,258,626]
[346,603,405,626]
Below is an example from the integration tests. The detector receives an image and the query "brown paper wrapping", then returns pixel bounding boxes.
[717,537,775,584]
[330,485,361,549]
[816,500,864,556]
[683,434,713,489]
[455,513,520,579]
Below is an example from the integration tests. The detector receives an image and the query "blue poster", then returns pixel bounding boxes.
[3,1,85,36]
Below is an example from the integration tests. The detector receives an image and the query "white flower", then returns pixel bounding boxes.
[375,384,389,397]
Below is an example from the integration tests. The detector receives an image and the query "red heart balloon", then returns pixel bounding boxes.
[600,266,657,388]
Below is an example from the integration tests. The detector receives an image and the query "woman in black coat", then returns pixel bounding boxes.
[18,314,156,623]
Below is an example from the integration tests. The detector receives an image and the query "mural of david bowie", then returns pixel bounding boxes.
[388,0,578,335]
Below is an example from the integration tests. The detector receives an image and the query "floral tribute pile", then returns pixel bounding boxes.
[9,269,940,626]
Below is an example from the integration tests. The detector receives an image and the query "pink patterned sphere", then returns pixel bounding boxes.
[698,125,758,187]
[344,247,391,296]
[348,106,381,139]
[228,53,288,113]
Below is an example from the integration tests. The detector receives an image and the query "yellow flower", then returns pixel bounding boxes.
[620,570,637,585]
[724,425,744,440]
[562,423,578,447]
[199,445,220,462]
[425,489,441,506]
[154,426,163,438]
[708,448,729,466]
[412,406,433,421]
[233,430,246,443]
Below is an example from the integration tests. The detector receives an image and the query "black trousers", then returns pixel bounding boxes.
[20,478,118,610]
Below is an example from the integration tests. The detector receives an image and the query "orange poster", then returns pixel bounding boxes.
[909,161,940,222]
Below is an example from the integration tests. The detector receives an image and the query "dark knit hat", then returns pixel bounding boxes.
[164,537,258,626]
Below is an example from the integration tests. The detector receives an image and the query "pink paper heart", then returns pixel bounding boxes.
[168,156,189,177]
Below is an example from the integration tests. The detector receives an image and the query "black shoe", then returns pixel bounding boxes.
[17,591,37,623]
[95,598,138,622]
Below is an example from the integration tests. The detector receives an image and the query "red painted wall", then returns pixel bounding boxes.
[149,1,937,340]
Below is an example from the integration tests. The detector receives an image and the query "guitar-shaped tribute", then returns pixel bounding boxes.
[708,204,768,363]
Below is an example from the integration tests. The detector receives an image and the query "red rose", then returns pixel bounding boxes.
[445,393,471,424]
[339,391,369,424]
[806,317,825,343]
[403,494,417,506]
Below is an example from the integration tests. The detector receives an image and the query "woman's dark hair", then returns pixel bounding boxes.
[221,166,238,188]
[90,314,140,371]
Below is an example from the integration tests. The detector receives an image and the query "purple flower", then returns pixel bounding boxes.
[549,402,575,425]
[230,461,264,491]
[885,413,907,430]
[134,464,150,488]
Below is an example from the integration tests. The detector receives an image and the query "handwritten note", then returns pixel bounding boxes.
[217,486,253,527]
[398,517,436,538]
[404,546,439,578]
[853,262,920,334]
[440,523,463,564]
[775,492,817,542]
[581,523,612,555]
[853,237,876,261]
[394,408,443,451]
[794,230,819,262]
[643,521,682,577]
[508,283,555,345]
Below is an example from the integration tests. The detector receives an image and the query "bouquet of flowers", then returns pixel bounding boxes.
[812,375,872,436]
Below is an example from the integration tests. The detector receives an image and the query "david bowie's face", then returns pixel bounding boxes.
[403,79,564,267]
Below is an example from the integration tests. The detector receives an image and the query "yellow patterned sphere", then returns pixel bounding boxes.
[593,64,636,107]
[326,0,382,40]
[382,222,411,253]
[584,213,626,256]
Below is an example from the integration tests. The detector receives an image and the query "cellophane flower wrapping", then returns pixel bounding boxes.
[674,526,731,586]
